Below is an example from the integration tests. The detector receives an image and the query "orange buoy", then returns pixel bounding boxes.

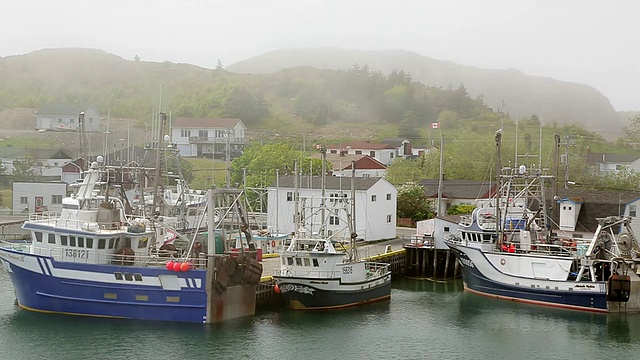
[172,262,182,271]
[180,262,190,272]
[166,261,174,270]
[274,284,281,293]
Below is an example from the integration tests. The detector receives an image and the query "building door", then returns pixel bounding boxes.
[35,196,44,213]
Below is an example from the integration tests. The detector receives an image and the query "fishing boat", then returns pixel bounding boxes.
[272,147,391,310]
[0,118,263,323]
[444,131,640,313]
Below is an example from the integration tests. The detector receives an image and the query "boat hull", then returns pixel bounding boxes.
[447,242,609,313]
[273,274,391,310]
[0,248,210,323]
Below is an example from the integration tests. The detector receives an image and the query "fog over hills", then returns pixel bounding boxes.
[228,48,624,138]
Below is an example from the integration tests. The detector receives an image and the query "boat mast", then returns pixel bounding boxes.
[350,160,358,261]
[495,130,502,249]
[151,112,166,216]
[319,145,326,238]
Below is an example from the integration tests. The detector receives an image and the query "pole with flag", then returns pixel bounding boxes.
[429,122,440,146]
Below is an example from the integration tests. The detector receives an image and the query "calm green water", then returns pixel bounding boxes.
[1,270,639,360]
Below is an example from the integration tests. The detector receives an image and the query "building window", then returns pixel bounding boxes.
[386,215,391,223]
[329,216,340,225]
[52,195,63,204]
[330,149,337,154]
[70,118,75,123]
[287,191,293,201]
[369,151,375,157]
[355,150,362,155]
[616,164,625,170]
[371,194,377,202]
[20,197,28,204]
[390,153,394,158]
[444,227,450,232]
[58,118,62,123]
[630,205,637,217]
[386,193,391,200]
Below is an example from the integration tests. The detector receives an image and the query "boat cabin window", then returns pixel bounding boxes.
[61,236,68,246]
[48,233,56,244]
[78,237,84,248]
[295,258,303,266]
[138,237,148,249]
[133,273,142,281]
[35,232,43,243]
[304,258,310,266]
[188,209,197,216]
[70,236,76,247]
[123,238,132,248]
[98,238,106,249]
[124,273,133,281]
[114,272,123,280]
[287,257,294,266]
[313,259,319,267]
[86,238,94,249]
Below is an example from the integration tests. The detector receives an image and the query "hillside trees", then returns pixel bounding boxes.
[229,143,326,191]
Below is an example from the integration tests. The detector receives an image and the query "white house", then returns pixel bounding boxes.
[36,103,101,132]
[266,175,397,241]
[316,153,387,178]
[0,148,73,179]
[325,141,398,166]
[171,118,246,158]
[12,182,67,215]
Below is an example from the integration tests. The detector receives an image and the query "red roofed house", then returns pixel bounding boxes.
[325,141,398,166]
[317,153,387,178]
[171,118,246,158]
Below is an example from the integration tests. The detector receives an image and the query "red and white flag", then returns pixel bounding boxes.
[431,122,440,129]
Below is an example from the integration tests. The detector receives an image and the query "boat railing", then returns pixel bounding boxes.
[364,262,390,278]
[273,267,341,278]
[403,235,433,248]
[28,211,61,222]
[28,214,125,232]
[29,245,208,269]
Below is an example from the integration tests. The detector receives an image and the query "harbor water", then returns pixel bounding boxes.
[1,270,639,359]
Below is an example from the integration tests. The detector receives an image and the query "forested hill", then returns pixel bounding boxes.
[227,48,623,136]
[0,48,497,140]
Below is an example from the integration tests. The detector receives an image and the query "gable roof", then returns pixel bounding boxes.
[0,148,73,159]
[551,188,640,232]
[317,154,386,171]
[173,118,243,129]
[586,152,640,165]
[36,103,99,117]
[419,179,496,199]
[381,138,410,147]
[325,141,396,151]
[269,175,389,191]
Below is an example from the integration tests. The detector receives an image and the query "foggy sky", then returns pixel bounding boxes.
[2,0,638,111]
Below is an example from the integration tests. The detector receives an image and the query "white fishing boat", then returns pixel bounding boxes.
[445,131,640,313]
[272,147,391,310]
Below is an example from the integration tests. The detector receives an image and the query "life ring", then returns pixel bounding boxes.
[271,240,276,247]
